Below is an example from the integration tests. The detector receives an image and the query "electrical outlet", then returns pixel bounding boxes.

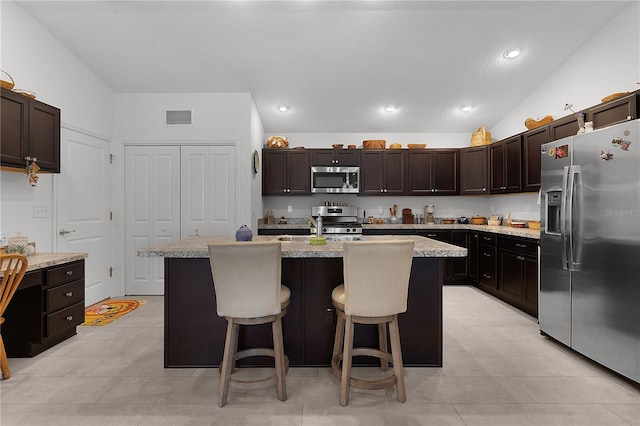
[287,206,293,213]
[33,205,50,218]
[378,205,384,215]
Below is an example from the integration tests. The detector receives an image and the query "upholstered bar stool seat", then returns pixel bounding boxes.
[208,241,289,408]
[331,240,414,406]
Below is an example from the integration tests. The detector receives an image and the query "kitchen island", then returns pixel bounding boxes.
[138,235,466,368]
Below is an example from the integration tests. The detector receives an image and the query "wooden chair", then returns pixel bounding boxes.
[207,241,289,407]
[331,240,414,406]
[1,254,28,380]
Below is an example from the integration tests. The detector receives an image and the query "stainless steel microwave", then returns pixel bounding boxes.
[311,166,360,194]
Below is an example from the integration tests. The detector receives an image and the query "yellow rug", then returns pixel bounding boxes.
[83,299,147,326]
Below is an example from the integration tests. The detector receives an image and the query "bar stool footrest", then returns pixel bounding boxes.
[223,348,290,391]
[331,349,397,391]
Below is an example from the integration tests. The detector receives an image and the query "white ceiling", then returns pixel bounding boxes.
[16,1,631,133]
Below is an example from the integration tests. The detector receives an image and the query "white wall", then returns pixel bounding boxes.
[0,1,114,251]
[250,97,265,230]
[112,92,259,231]
[492,1,640,140]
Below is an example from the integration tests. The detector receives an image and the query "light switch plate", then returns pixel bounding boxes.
[378,205,384,215]
[287,206,293,213]
[33,205,50,218]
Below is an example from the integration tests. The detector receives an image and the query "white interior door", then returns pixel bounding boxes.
[55,129,111,306]
[181,145,237,237]
[125,146,181,295]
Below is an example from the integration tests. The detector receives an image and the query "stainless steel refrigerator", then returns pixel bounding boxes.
[540,119,640,384]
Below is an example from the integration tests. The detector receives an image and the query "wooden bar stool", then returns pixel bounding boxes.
[207,241,289,408]
[331,240,414,406]
[1,254,28,380]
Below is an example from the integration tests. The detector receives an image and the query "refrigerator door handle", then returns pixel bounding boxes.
[566,165,581,271]
[560,165,570,270]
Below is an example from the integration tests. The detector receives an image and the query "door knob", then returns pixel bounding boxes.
[59,229,76,236]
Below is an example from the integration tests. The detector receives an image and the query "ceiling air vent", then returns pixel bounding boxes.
[165,109,193,126]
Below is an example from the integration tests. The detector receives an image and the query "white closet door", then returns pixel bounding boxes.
[55,129,111,306]
[181,145,237,237]
[125,146,181,295]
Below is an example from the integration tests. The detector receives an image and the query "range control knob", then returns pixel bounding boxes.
[346,228,351,232]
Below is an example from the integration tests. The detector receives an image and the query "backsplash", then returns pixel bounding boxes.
[262,192,540,224]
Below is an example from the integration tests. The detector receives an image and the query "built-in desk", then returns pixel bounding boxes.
[138,235,466,368]
[2,253,87,357]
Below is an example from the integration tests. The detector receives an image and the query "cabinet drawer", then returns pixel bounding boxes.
[478,233,497,245]
[478,244,497,268]
[46,261,85,287]
[19,269,43,290]
[478,265,497,289]
[420,230,450,242]
[46,280,84,313]
[45,301,84,337]
[499,237,538,255]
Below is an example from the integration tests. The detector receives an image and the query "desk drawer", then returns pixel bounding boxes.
[499,236,538,255]
[46,261,85,287]
[46,280,84,312]
[478,244,497,268]
[45,301,85,337]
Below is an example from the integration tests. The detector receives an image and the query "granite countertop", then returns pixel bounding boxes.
[260,223,540,240]
[1,252,88,276]
[138,235,467,259]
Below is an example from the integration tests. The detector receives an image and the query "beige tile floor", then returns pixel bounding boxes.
[1,285,638,425]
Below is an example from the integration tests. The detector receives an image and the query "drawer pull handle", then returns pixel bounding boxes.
[483,274,492,279]
[65,315,73,321]
[65,292,73,297]
[66,271,73,276]
[515,243,527,248]
[427,234,436,237]
[483,253,491,257]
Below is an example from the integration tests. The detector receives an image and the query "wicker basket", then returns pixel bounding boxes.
[363,140,386,149]
[470,127,491,146]
[1,70,15,90]
[266,135,289,148]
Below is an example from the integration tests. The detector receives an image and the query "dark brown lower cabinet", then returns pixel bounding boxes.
[3,260,85,357]
[497,236,538,317]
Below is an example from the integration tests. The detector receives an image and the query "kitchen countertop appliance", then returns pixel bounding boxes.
[310,206,362,240]
[539,119,640,384]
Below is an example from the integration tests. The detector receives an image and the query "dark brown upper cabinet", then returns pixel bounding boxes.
[262,149,310,195]
[586,92,637,130]
[309,149,360,166]
[1,88,60,173]
[460,146,488,195]
[549,114,581,141]
[360,149,406,195]
[522,126,549,192]
[407,149,459,195]
[490,135,522,194]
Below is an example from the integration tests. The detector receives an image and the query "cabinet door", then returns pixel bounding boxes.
[550,114,580,141]
[522,255,538,313]
[587,93,636,130]
[432,150,459,194]
[504,135,522,192]
[407,150,433,194]
[522,127,548,192]
[468,231,479,281]
[286,150,310,194]
[499,249,523,303]
[310,149,335,166]
[29,100,61,172]
[489,142,506,193]
[334,150,359,166]
[262,149,288,194]
[382,150,406,194]
[449,230,469,282]
[460,146,487,195]
[1,89,28,168]
[360,150,385,194]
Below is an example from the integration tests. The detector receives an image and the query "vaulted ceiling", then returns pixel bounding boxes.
[15,1,631,133]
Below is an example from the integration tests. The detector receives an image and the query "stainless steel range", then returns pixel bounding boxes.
[311,206,362,240]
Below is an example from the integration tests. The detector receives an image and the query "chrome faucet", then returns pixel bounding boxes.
[305,214,323,237]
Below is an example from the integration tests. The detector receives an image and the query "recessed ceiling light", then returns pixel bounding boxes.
[503,49,521,59]
[383,104,397,112]
[459,105,473,112]
[277,105,290,112]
